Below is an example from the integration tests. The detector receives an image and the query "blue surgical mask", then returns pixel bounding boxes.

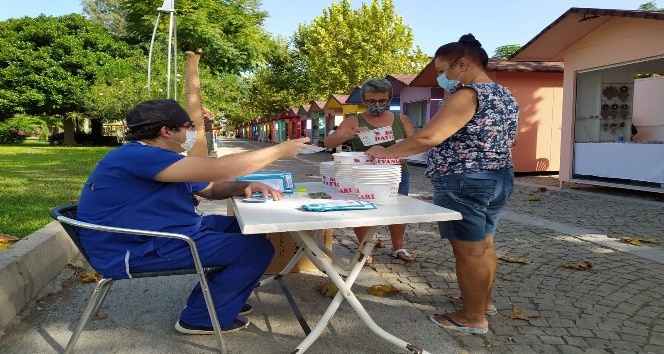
[437,72,460,93]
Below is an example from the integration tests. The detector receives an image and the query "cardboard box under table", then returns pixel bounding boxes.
[226,199,332,274]
[264,230,333,274]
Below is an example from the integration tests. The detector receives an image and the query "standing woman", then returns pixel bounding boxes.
[366,34,519,334]
[325,78,417,263]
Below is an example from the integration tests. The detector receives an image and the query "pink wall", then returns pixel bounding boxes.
[495,72,563,172]
[559,17,664,182]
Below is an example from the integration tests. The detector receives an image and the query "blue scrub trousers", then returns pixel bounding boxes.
[128,215,274,327]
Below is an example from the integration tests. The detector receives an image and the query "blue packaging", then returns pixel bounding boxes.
[235,171,295,193]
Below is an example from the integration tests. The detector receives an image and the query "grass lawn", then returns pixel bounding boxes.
[0,140,112,238]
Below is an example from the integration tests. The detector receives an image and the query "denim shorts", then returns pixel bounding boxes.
[432,168,513,241]
[398,171,410,196]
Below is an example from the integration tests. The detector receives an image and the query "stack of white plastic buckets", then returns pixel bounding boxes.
[319,161,337,189]
[320,151,402,203]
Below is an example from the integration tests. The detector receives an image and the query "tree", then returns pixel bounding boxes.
[121,0,273,74]
[292,0,429,97]
[0,14,140,144]
[243,38,313,117]
[493,44,521,59]
[82,0,128,37]
[638,1,664,11]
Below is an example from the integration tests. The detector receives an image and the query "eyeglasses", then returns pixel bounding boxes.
[363,99,390,104]
[437,59,460,76]
[181,122,195,131]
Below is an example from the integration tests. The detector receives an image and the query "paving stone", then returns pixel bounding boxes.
[563,336,588,347]
[555,345,586,354]
[213,141,664,354]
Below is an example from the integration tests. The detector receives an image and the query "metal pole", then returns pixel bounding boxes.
[147,13,162,98]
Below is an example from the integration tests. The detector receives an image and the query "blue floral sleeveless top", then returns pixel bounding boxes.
[425,83,519,178]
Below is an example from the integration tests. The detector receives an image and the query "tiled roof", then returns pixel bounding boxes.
[488,59,563,72]
[331,94,350,104]
[387,74,416,85]
[410,58,562,87]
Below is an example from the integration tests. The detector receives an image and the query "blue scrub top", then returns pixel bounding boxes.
[77,141,209,278]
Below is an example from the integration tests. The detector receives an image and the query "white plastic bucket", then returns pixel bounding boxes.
[354,182,399,202]
[333,152,373,164]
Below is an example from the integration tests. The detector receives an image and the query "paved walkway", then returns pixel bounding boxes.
[225,138,664,354]
[2,137,663,354]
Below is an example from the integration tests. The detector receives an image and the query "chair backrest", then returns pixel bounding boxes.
[50,204,94,264]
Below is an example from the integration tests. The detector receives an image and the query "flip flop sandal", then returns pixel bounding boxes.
[429,313,488,334]
[391,248,416,262]
[374,237,386,248]
[363,254,374,266]
[450,296,498,316]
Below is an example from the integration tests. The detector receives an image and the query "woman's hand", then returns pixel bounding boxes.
[366,145,388,157]
[348,126,369,140]
[243,181,284,201]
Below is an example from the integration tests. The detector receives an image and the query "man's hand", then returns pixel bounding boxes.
[243,181,284,201]
[277,137,311,158]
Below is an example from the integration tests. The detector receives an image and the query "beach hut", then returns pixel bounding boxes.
[512,7,664,191]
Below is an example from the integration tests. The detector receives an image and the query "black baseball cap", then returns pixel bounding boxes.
[126,99,191,128]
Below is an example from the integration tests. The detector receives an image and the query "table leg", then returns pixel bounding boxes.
[257,245,306,288]
[290,228,431,354]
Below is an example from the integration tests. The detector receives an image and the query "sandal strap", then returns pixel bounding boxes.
[392,248,412,257]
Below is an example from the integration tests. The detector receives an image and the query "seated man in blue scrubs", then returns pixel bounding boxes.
[77,99,310,334]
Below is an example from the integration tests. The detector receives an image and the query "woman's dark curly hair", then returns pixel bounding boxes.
[124,123,184,141]
[434,33,489,69]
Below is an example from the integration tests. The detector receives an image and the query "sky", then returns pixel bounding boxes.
[0,0,653,55]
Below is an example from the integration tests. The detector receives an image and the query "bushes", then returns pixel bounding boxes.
[0,115,46,144]
[0,127,27,144]
[48,132,122,146]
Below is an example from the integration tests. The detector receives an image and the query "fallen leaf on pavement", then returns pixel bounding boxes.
[318,283,338,298]
[507,305,540,321]
[620,236,660,246]
[539,187,548,192]
[561,261,592,271]
[527,194,541,202]
[79,271,102,283]
[620,236,642,246]
[0,234,20,250]
[499,255,533,264]
[92,314,109,321]
[368,284,400,297]
[374,237,386,248]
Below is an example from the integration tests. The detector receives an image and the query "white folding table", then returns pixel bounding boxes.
[230,182,462,354]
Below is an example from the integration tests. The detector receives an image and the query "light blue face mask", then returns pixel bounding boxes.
[436,73,459,93]
[436,60,461,93]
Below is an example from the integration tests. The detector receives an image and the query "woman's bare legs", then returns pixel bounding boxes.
[433,237,492,329]
[353,224,415,263]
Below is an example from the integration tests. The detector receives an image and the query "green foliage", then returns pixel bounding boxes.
[638,1,664,11]
[493,44,521,59]
[0,14,140,120]
[245,38,312,117]
[292,0,429,97]
[82,0,128,37]
[0,115,47,144]
[0,143,113,238]
[121,0,272,74]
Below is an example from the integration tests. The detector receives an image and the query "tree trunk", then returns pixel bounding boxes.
[63,117,76,146]
[184,48,207,158]
[91,119,103,144]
